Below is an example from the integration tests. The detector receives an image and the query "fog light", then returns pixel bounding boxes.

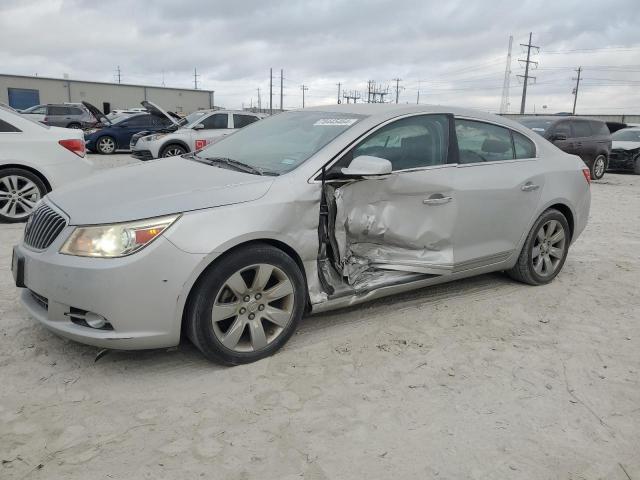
[85,312,107,329]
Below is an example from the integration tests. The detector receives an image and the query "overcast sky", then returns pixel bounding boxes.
[1,0,640,113]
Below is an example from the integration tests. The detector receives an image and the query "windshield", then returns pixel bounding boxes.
[185,111,211,128]
[612,129,640,142]
[516,118,556,134]
[197,111,365,174]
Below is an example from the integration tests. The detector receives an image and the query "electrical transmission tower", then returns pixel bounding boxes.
[572,66,582,115]
[517,32,539,114]
[367,81,390,103]
[500,36,513,114]
[342,90,361,104]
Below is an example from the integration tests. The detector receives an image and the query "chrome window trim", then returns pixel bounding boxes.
[308,111,454,183]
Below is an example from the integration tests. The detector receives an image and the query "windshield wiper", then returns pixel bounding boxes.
[191,155,278,176]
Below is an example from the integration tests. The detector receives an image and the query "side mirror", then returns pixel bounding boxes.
[551,133,567,141]
[193,123,205,130]
[341,155,393,177]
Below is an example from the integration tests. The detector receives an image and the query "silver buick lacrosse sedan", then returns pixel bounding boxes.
[12,104,591,364]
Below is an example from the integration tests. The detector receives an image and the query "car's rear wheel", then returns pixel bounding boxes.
[591,154,607,180]
[186,244,306,365]
[160,144,187,158]
[67,122,81,129]
[0,168,47,223]
[96,136,116,154]
[507,208,570,285]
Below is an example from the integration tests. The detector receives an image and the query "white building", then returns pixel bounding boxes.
[0,74,214,114]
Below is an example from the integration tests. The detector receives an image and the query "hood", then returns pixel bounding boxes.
[612,141,640,151]
[48,157,274,225]
[141,101,180,126]
[82,101,111,125]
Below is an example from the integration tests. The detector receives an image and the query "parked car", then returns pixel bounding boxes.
[12,105,590,364]
[20,103,97,129]
[131,110,264,160]
[83,101,179,154]
[516,116,611,180]
[0,104,93,223]
[608,127,640,174]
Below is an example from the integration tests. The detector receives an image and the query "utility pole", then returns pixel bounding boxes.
[211,91,215,109]
[269,68,273,115]
[257,88,261,111]
[116,66,121,84]
[193,67,199,90]
[416,80,420,104]
[280,69,284,111]
[367,80,373,103]
[393,78,402,103]
[337,82,341,104]
[500,35,513,114]
[572,66,582,115]
[518,32,539,114]
[300,84,309,108]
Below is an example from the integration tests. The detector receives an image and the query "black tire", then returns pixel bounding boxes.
[0,168,47,223]
[160,144,187,158]
[95,136,117,154]
[186,244,306,365]
[634,157,640,175]
[67,123,81,129]
[591,154,607,180]
[507,208,571,286]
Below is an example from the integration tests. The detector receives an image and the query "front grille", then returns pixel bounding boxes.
[29,290,48,311]
[24,203,67,250]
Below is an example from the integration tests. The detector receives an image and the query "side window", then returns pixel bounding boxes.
[552,121,571,138]
[455,119,514,163]
[48,106,67,115]
[233,114,259,129]
[513,131,536,159]
[0,119,21,132]
[69,107,84,115]
[572,120,592,138]
[589,121,609,136]
[349,114,449,171]
[30,106,47,115]
[201,114,228,129]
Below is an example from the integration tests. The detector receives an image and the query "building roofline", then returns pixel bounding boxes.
[0,73,213,94]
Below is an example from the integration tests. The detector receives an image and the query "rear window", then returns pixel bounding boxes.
[589,121,610,136]
[513,131,536,158]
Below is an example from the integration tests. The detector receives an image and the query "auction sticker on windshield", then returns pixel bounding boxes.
[313,118,359,126]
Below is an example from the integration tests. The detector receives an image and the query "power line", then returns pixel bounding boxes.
[518,32,539,114]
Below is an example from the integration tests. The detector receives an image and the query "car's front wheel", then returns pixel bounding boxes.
[160,144,187,158]
[591,154,607,180]
[0,168,47,223]
[96,136,116,154]
[186,244,306,365]
[507,208,570,285]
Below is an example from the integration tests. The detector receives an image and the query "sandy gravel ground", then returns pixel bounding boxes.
[0,155,639,479]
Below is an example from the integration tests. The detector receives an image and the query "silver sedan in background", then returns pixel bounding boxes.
[12,104,591,364]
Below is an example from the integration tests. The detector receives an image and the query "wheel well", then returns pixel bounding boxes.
[180,239,310,336]
[161,141,190,154]
[548,203,574,240]
[0,164,52,192]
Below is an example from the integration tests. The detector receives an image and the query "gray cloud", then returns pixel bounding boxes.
[1,0,639,112]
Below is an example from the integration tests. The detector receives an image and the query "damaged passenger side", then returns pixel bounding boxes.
[317,113,459,296]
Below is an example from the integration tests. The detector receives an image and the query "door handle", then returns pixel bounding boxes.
[521,182,539,192]
[423,196,453,205]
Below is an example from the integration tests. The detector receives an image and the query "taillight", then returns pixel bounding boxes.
[582,168,591,185]
[59,139,86,158]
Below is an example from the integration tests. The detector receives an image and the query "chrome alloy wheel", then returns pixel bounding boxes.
[532,219,566,277]
[593,156,606,179]
[0,175,41,220]
[211,264,295,353]
[98,136,116,153]
[163,147,185,157]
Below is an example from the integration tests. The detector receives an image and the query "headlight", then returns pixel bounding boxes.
[144,133,167,142]
[60,215,179,258]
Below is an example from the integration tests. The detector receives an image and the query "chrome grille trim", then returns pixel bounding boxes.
[24,203,67,250]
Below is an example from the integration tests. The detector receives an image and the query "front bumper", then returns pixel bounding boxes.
[608,150,638,171]
[15,232,205,350]
[130,149,155,161]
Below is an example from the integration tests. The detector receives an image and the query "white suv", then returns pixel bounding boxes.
[0,105,93,222]
[130,110,265,160]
